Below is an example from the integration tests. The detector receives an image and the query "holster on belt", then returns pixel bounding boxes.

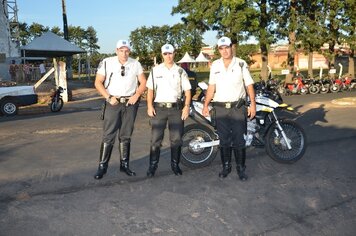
[176,99,184,110]
[235,98,245,109]
[100,101,106,120]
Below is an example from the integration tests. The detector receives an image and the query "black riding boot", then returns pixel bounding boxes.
[171,146,183,175]
[147,146,160,177]
[119,142,136,176]
[219,147,232,178]
[94,143,113,179]
[234,148,248,181]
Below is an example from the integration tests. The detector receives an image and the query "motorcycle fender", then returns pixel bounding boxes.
[263,118,289,138]
[189,108,212,126]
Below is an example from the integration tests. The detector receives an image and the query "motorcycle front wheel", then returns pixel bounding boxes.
[265,119,306,164]
[330,83,340,93]
[50,97,64,112]
[320,84,330,94]
[277,86,287,96]
[181,124,218,168]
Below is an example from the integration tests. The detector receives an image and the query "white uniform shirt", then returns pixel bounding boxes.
[147,63,191,103]
[97,56,144,96]
[209,57,254,102]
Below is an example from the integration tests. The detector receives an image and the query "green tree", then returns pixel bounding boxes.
[172,0,257,42]
[270,0,298,81]
[341,0,356,77]
[236,44,259,65]
[296,1,326,76]
[251,0,277,80]
[323,0,345,67]
[130,26,154,67]
[130,25,170,68]
[50,26,63,36]
[68,25,86,48]
[18,22,30,45]
[130,24,203,68]
[85,26,100,54]
[173,0,282,78]
[28,23,49,41]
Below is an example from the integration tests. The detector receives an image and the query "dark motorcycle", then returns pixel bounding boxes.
[306,76,321,94]
[181,81,307,168]
[50,86,64,112]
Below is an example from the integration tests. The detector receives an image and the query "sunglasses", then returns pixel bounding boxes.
[121,65,125,76]
[163,52,173,56]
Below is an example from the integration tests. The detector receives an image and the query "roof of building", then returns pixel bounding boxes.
[20,32,85,57]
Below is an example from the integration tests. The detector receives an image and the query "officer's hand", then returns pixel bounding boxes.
[181,105,189,120]
[202,106,210,117]
[147,106,156,117]
[127,94,139,106]
[248,105,256,119]
[109,97,118,106]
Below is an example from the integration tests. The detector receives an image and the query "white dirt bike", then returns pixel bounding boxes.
[181,81,307,168]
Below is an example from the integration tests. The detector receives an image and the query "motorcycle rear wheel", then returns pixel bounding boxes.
[181,124,218,168]
[265,119,306,164]
[308,85,320,94]
[300,87,308,95]
[50,97,63,112]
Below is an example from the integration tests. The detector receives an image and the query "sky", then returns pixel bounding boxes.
[16,0,218,54]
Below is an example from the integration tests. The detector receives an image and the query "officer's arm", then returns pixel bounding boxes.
[147,88,154,109]
[135,72,147,99]
[94,73,110,100]
[203,84,215,107]
[183,89,191,108]
[246,84,256,106]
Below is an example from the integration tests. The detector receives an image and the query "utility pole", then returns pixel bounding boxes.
[62,0,72,79]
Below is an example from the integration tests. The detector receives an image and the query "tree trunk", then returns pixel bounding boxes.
[260,43,268,81]
[308,52,313,77]
[288,31,296,70]
[259,0,268,80]
[348,49,355,78]
[328,41,336,67]
[287,0,297,80]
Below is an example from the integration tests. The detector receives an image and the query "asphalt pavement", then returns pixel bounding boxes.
[0,85,356,235]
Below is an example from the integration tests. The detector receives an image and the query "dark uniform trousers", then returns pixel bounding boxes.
[214,104,248,180]
[150,106,183,148]
[146,105,184,177]
[94,102,139,179]
[215,105,247,148]
[103,102,139,144]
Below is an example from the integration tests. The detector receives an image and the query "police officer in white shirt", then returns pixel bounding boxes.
[202,36,256,181]
[94,40,146,179]
[146,44,192,177]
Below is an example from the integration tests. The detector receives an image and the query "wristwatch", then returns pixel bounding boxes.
[106,95,113,102]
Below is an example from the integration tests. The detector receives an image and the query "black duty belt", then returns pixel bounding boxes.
[115,96,130,104]
[213,99,245,109]
[154,102,178,108]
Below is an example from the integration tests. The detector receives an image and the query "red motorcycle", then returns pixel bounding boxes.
[280,72,308,95]
[334,74,356,91]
